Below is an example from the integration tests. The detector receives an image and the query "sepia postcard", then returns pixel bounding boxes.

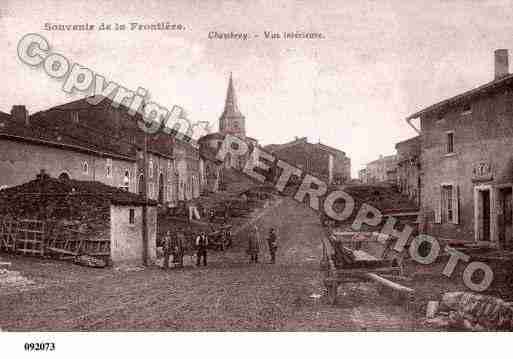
[1,0,513,357]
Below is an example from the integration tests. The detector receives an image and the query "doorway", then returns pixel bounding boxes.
[476,188,492,242]
[158,173,164,203]
[138,174,144,195]
[498,187,513,248]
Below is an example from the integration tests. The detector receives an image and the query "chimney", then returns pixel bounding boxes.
[495,49,509,80]
[11,105,29,126]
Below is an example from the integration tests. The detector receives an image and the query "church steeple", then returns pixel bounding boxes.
[219,73,245,137]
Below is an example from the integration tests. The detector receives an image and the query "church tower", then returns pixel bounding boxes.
[219,73,246,138]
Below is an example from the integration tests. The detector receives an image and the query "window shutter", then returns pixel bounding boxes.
[452,185,459,224]
[434,185,442,224]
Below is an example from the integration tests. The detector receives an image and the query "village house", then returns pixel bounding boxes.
[407,49,513,248]
[395,136,421,206]
[361,154,398,184]
[27,97,204,206]
[0,106,137,192]
[264,137,351,185]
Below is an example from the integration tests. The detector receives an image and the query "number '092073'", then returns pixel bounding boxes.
[24,342,55,351]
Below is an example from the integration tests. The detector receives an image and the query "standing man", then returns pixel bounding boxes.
[195,231,209,266]
[173,231,186,268]
[267,228,278,264]
[162,230,173,269]
[247,225,260,264]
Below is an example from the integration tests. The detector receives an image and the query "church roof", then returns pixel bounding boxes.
[221,73,244,119]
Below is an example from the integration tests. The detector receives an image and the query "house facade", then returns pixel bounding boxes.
[363,154,398,184]
[395,136,421,206]
[408,49,513,248]
[265,137,351,184]
[0,107,136,192]
[28,97,204,205]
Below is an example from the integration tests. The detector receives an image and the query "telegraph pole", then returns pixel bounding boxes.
[142,127,149,266]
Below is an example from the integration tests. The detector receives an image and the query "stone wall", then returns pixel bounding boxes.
[110,205,157,265]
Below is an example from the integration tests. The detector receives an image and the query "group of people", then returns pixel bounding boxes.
[246,226,278,264]
[161,225,279,269]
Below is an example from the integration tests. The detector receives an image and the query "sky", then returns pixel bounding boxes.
[2,0,513,177]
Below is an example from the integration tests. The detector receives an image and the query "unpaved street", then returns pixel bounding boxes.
[0,197,417,331]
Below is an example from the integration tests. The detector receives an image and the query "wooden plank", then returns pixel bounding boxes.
[14,239,43,244]
[15,229,44,234]
[365,273,414,294]
[351,250,378,261]
[86,251,110,256]
[16,248,44,254]
[46,247,78,256]
[333,266,399,276]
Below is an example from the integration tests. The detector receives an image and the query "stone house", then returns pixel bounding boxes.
[27,97,204,206]
[407,49,513,248]
[364,154,398,184]
[265,137,351,184]
[0,107,136,192]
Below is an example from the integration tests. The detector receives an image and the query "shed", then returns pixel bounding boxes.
[0,171,158,266]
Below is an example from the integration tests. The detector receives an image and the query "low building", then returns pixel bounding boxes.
[407,49,513,248]
[264,137,351,184]
[395,136,421,205]
[0,173,157,265]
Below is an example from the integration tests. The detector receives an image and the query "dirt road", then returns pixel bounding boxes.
[0,197,417,331]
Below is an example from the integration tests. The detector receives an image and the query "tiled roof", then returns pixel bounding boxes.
[407,73,513,119]
[0,112,135,161]
[38,96,198,154]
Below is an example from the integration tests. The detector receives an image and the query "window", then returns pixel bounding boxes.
[167,185,173,201]
[436,184,459,224]
[461,103,472,115]
[82,161,89,174]
[446,132,454,154]
[129,209,135,224]
[122,170,130,191]
[442,185,453,222]
[106,159,112,178]
[149,182,154,198]
[148,159,153,178]
[71,112,79,124]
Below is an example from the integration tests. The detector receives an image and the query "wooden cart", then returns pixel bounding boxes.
[321,230,414,305]
[208,225,233,251]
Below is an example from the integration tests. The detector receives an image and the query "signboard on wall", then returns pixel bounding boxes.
[472,162,493,182]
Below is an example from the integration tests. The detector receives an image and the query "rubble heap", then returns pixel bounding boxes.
[426,291,513,331]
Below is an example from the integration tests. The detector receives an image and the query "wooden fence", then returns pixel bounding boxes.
[0,217,110,260]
